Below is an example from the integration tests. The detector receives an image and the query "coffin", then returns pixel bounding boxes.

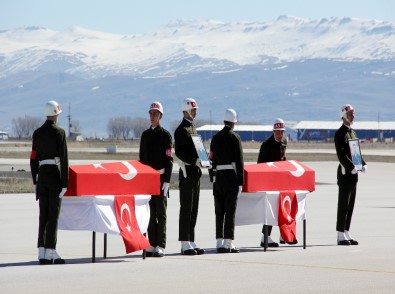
[242,160,315,192]
[65,160,160,196]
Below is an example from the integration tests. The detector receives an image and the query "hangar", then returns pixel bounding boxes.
[197,124,273,142]
[0,131,8,140]
[294,121,395,142]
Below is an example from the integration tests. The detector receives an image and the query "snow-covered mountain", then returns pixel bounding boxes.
[0,16,394,137]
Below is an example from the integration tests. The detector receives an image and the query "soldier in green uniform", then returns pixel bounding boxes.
[139,102,173,257]
[335,104,367,245]
[174,97,205,255]
[209,109,244,253]
[30,100,68,265]
[257,118,288,248]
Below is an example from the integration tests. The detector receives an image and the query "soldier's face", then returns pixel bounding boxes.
[149,110,161,127]
[190,108,197,119]
[184,108,197,120]
[274,130,284,141]
[346,110,354,123]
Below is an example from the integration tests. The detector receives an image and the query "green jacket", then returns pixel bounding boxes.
[334,124,366,180]
[257,134,287,163]
[139,125,173,183]
[30,120,69,187]
[210,125,244,186]
[174,118,199,166]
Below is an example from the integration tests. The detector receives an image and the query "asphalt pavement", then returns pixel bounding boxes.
[0,161,394,293]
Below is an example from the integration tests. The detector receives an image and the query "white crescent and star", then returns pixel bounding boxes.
[288,160,305,177]
[266,160,305,177]
[282,195,292,222]
[120,203,132,232]
[92,161,138,181]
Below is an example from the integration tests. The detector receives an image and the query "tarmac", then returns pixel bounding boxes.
[1,161,395,293]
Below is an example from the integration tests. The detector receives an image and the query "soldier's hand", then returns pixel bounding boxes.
[162,182,169,197]
[237,186,243,198]
[59,188,67,198]
[361,165,367,173]
[195,159,203,168]
[351,167,358,174]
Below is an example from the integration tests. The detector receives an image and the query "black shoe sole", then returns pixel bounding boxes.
[217,247,240,253]
[337,240,351,245]
[279,240,298,245]
[194,248,205,255]
[53,258,65,264]
[260,242,279,248]
[181,249,196,255]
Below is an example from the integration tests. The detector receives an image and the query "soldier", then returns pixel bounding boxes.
[209,109,244,253]
[30,100,68,265]
[174,97,205,255]
[257,118,290,247]
[335,104,367,245]
[139,102,173,257]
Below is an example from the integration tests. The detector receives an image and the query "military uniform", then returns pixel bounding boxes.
[334,124,366,233]
[257,134,287,236]
[30,120,68,251]
[174,118,202,243]
[140,125,173,250]
[210,125,244,242]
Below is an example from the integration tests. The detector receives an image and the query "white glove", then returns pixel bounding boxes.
[361,165,367,173]
[59,188,67,198]
[195,158,202,168]
[162,182,169,196]
[351,167,358,175]
[237,186,243,198]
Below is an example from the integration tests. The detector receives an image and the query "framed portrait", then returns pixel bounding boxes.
[191,135,211,168]
[348,139,362,171]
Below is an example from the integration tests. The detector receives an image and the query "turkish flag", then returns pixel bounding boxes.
[114,195,151,253]
[278,191,298,243]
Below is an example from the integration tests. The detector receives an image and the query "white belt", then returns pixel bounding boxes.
[216,164,234,171]
[39,159,59,166]
[157,168,165,175]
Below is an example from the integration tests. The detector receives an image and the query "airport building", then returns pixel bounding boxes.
[197,121,395,142]
[294,121,395,142]
[0,131,9,140]
[197,124,274,142]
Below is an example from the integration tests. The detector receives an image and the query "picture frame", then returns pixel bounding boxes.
[191,135,211,168]
[348,139,363,171]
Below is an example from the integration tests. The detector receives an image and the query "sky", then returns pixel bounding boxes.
[1,0,394,35]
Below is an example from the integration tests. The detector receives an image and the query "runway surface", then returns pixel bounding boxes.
[0,161,394,293]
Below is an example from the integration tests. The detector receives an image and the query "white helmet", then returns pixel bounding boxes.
[45,100,62,116]
[149,101,163,114]
[224,108,237,123]
[182,97,198,112]
[273,118,285,131]
[340,104,354,118]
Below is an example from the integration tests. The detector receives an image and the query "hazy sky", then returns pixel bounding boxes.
[1,0,394,34]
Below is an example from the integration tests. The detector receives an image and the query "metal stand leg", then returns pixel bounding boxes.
[92,231,96,263]
[303,219,306,249]
[264,225,268,252]
[103,233,107,259]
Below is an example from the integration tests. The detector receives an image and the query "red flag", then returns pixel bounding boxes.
[278,191,298,243]
[114,195,151,253]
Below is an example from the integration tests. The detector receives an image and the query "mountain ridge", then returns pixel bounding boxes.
[0,16,394,137]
